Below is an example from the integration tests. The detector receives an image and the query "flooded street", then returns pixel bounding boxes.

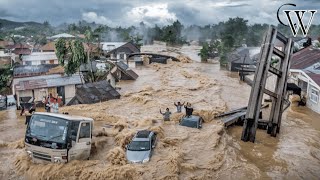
[0,44,320,179]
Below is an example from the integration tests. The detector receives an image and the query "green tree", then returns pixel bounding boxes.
[222,17,248,47]
[55,38,86,75]
[0,65,12,93]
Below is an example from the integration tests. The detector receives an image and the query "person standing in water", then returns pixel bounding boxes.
[50,98,59,113]
[160,108,172,121]
[184,102,193,117]
[174,101,185,113]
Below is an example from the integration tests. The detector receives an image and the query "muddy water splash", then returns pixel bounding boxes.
[0,44,319,179]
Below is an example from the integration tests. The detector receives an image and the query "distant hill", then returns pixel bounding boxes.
[0,18,44,30]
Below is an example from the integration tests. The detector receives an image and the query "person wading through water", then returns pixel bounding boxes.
[184,102,193,117]
[160,108,172,121]
[174,101,185,113]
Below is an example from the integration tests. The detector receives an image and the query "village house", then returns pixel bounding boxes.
[102,42,140,61]
[12,64,82,108]
[40,41,56,52]
[22,52,58,65]
[289,47,320,114]
[48,33,76,40]
[226,46,260,71]
[107,61,139,87]
[0,48,14,67]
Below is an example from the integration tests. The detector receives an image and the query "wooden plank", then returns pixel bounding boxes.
[273,47,285,59]
[269,66,282,77]
[223,111,246,127]
[276,32,288,44]
[269,39,293,137]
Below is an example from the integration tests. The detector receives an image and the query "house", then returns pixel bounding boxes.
[7,43,32,56]
[12,64,82,108]
[106,61,139,87]
[48,33,75,40]
[226,47,260,71]
[67,80,120,106]
[289,47,320,114]
[0,50,14,67]
[102,42,140,61]
[40,42,56,52]
[22,52,58,65]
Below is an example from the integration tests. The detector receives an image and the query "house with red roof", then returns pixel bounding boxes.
[290,47,320,114]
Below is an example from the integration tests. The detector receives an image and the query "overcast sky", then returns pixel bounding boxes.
[0,0,319,26]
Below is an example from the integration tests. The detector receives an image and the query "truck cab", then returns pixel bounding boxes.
[25,112,93,163]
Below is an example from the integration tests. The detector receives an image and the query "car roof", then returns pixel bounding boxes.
[132,130,153,141]
[182,115,201,122]
[33,112,94,122]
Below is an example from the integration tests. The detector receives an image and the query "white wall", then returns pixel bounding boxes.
[306,85,320,114]
[23,59,58,65]
[65,84,76,104]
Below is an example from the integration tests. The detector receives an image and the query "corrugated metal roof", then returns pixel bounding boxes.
[50,33,75,39]
[22,52,57,61]
[13,64,60,77]
[15,75,82,91]
[291,47,320,69]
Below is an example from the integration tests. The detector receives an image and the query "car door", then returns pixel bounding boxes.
[68,121,91,161]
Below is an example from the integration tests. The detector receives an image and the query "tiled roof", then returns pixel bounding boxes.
[13,48,31,55]
[40,42,56,51]
[291,47,320,69]
[306,73,320,87]
[67,80,120,105]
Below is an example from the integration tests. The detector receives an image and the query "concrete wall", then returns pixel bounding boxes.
[65,84,76,104]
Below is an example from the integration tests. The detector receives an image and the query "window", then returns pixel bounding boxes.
[79,122,90,139]
[41,60,46,64]
[310,88,319,103]
[70,121,80,141]
[25,61,32,65]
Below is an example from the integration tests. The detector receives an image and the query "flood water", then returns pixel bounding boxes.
[0,44,319,179]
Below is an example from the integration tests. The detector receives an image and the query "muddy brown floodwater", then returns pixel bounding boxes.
[0,44,320,180]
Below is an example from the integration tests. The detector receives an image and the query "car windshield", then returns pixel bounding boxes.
[26,114,69,144]
[180,120,198,128]
[128,141,150,151]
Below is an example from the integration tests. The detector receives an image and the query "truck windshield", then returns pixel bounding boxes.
[26,114,69,144]
[128,141,150,151]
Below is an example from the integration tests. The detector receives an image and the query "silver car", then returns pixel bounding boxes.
[126,130,157,163]
[179,115,203,129]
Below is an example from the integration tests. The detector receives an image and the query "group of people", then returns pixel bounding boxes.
[43,94,59,113]
[159,101,194,121]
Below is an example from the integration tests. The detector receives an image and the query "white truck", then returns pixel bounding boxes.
[25,112,93,163]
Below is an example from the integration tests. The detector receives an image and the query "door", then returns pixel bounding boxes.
[56,86,65,105]
[68,121,92,161]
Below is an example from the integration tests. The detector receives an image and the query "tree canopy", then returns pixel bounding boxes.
[55,38,86,75]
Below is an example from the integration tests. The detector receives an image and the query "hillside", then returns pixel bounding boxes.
[0,18,44,30]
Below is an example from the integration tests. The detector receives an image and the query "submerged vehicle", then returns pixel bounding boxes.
[179,115,203,129]
[0,96,7,110]
[126,130,157,163]
[25,112,93,163]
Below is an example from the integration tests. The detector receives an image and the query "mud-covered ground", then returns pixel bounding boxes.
[0,44,320,180]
